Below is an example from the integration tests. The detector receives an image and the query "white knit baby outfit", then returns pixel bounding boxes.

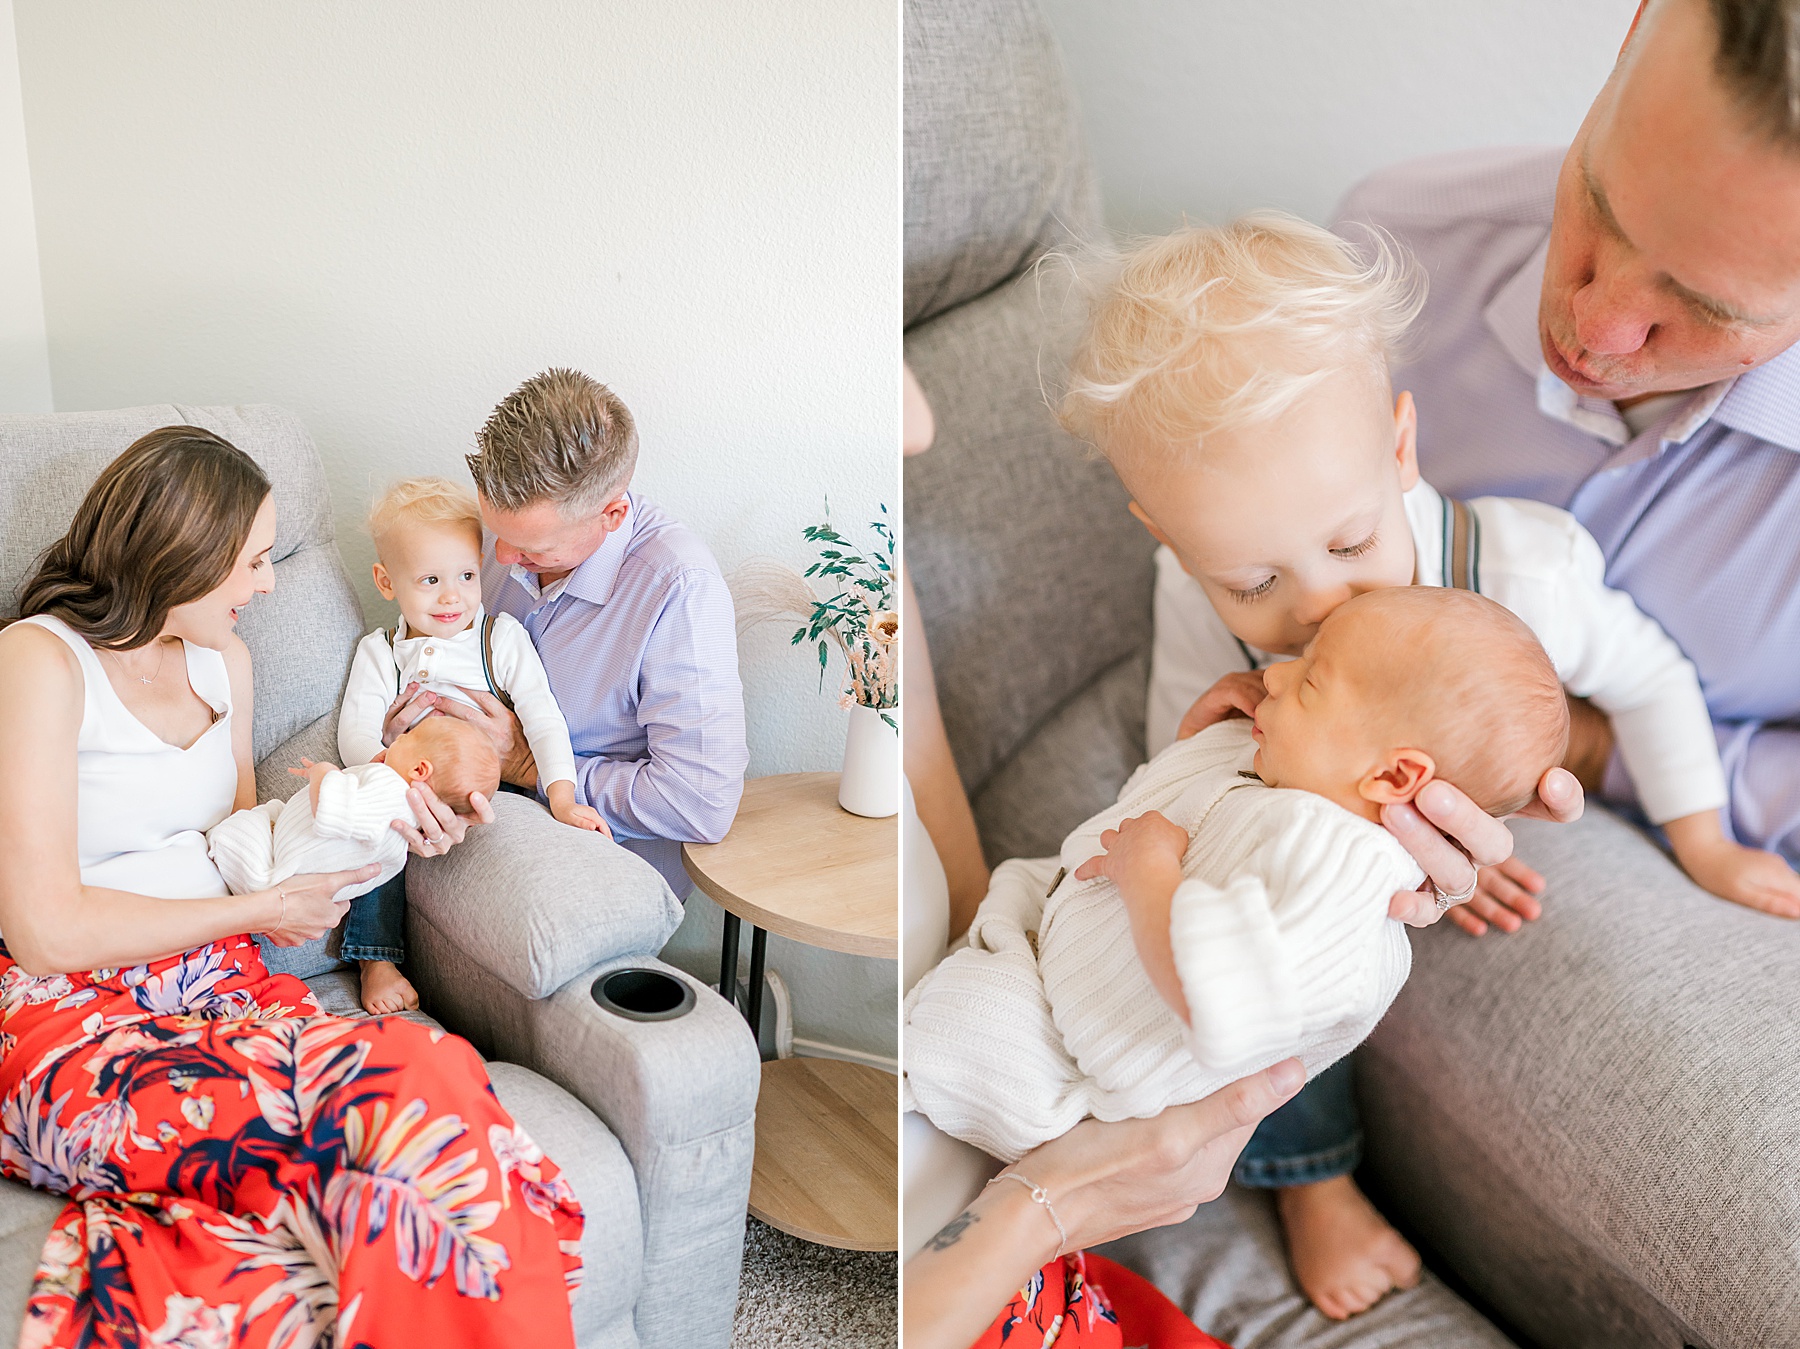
[903,720,1422,1162]
[336,605,577,787]
[206,764,415,902]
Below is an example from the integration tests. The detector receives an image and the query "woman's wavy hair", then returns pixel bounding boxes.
[15,426,271,650]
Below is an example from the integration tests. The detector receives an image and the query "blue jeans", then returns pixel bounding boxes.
[340,869,406,964]
[1232,1055,1361,1188]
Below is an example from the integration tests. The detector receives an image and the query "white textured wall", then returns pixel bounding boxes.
[13,0,898,1057]
[1036,0,1640,231]
[0,0,49,413]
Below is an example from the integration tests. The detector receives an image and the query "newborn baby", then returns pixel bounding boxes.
[208,716,500,906]
[904,586,1569,1161]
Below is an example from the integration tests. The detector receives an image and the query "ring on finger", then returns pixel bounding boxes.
[1431,870,1479,911]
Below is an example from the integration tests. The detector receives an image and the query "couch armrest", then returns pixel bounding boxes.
[407,896,758,1349]
[406,791,685,995]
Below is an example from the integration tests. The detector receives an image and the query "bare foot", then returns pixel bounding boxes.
[359,960,419,1016]
[1276,1175,1421,1320]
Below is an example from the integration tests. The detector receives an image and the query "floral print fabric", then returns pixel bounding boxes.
[973,1251,1231,1349]
[0,936,583,1348]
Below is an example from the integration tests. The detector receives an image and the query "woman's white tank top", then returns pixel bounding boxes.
[20,613,237,899]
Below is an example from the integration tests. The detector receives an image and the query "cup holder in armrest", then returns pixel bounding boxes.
[591,967,697,1022]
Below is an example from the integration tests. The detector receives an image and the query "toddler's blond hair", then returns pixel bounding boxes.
[367,477,482,549]
[1057,213,1425,470]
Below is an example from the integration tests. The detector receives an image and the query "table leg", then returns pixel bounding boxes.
[746,926,768,1053]
[720,910,741,1012]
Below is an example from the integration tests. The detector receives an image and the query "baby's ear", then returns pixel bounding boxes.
[1358,748,1435,805]
[409,757,434,784]
[371,561,395,601]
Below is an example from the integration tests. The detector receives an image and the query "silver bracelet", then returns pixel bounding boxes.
[986,1170,1069,1258]
[269,884,288,935]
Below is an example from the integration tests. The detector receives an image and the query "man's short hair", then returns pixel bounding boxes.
[1706,0,1800,147]
[467,368,639,516]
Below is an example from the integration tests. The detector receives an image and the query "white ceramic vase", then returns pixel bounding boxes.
[838,702,899,817]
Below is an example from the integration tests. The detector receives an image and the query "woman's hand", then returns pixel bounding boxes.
[261,866,375,946]
[391,782,495,858]
[433,687,538,791]
[904,1060,1305,1349]
[1026,1057,1305,1251]
[1384,768,1583,929]
[1176,671,1267,741]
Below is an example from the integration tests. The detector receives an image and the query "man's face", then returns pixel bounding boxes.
[480,494,626,583]
[1540,0,1800,401]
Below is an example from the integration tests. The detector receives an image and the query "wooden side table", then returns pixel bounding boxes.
[682,772,898,1251]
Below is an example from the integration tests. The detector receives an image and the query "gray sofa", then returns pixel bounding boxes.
[906,3,1800,1347]
[0,404,761,1349]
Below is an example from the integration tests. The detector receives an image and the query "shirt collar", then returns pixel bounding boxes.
[504,491,639,609]
[1481,232,1800,454]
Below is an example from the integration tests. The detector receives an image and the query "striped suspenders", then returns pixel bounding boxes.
[1442,495,1482,594]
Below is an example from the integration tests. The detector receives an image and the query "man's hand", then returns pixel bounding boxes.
[1383,768,1583,929]
[391,780,495,858]
[381,681,441,747]
[1177,671,1267,741]
[433,687,538,790]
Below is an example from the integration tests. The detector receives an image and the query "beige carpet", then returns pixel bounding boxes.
[733,1218,898,1347]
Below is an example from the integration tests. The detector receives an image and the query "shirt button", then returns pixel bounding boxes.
[418,668,430,679]
[424,645,435,655]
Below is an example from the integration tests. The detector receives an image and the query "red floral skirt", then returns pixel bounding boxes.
[0,935,584,1348]
[972,1250,1230,1349]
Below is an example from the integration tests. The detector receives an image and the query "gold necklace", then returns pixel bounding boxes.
[107,641,169,686]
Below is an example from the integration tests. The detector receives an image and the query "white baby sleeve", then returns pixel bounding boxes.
[311,764,418,846]
[338,630,400,767]
[1481,498,1725,824]
[1169,797,1416,1075]
[207,801,284,895]
[487,613,579,790]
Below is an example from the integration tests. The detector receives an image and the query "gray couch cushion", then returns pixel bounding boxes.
[487,1061,643,1348]
[406,792,685,1000]
[973,649,1148,864]
[904,0,1099,328]
[905,279,1155,797]
[0,404,364,762]
[0,1182,67,1346]
[1361,806,1800,1349]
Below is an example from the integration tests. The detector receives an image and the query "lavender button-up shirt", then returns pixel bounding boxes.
[484,490,747,894]
[1336,145,1800,859]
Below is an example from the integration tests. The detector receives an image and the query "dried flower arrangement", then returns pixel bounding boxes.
[730,504,896,726]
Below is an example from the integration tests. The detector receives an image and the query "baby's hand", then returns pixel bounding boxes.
[1074,810,1188,897]
[554,801,612,838]
[1177,671,1267,741]
[287,757,338,783]
[1666,810,1800,918]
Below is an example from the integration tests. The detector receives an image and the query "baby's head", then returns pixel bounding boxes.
[368,477,484,639]
[1251,587,1569,820]
[1059,213,1426,657]
[379,715,501,815]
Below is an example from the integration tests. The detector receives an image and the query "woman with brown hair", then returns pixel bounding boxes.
[0,427,586,1346]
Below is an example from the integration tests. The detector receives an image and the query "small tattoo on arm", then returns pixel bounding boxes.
[926,1209,977,1251]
